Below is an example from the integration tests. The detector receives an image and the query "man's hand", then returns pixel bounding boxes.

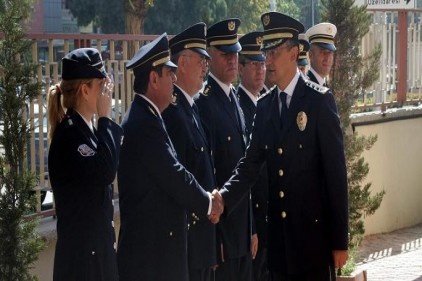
[208,189,224,224]
[333,250,348,269]
[251,234,258,259]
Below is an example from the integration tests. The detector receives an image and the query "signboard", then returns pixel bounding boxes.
[355,0,416,9]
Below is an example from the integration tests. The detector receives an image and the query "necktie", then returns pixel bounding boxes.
[280,91,288,130]
[229,90,241,128]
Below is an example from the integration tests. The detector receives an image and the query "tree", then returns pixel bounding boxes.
[320,0,385,274]
[275,0,301,22]
[0,0,45,280]
[65,0,124,33]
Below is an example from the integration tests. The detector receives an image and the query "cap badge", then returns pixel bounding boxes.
[263,14,270,26]
[256,36,263,45]
[228,21,236,31]
[296,111,307,131]
[77,144,95,157]
[327,26,332,34]
[299,44,304,52]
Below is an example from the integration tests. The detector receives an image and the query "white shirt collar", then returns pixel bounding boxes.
[137,93,162,118]
[239,84,257,106]
[75,110,94,133]
[277,71,300,108]
[209,72,233,100]
[174,84,194,107]
[309,67,325,86]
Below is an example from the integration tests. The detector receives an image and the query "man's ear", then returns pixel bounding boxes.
[80,83,89,100]
[149,70,159,90]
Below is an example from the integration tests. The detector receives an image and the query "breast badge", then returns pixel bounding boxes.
[77,144,95,157]
[296,111,307,131]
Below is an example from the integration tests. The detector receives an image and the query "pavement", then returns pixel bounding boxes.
[355,223,422,281]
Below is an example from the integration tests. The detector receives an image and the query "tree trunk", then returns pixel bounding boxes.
[124,0,150,57]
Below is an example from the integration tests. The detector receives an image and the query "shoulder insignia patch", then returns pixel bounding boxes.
[77,144,95,157]
[305,80,329,94]
[201,85,211,96]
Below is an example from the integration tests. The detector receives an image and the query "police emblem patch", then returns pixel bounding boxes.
[296,111,307,131]
[77,144,95,157]
[228,21,236,31]
[263,14,270,26]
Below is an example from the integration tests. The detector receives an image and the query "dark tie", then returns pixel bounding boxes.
[229,90,241,128]
[279,91,288,130]
[192,102,200,121]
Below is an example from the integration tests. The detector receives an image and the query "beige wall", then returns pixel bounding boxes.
[353,109,422,235]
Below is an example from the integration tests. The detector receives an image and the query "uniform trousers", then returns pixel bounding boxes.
[253,247,269,281]
[270,265,336,281]
[215,254,253,281]
[189,267,212,281]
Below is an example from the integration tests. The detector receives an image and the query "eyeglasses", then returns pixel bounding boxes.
[262,44,292,58]
[181,54,209,67]
[243,61,266,69]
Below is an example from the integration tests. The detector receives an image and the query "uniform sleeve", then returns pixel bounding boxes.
[162,105,188,166]
[317,92,349,250]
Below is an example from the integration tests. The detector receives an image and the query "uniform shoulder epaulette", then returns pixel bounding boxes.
[64,116,74,128]
[258,85,277,101]
[305,79,329,94]
[201,84,212,96]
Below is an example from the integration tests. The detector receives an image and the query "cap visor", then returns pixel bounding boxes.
[215,42,241,53]
[191,48,211,59]
[164,60,178,68]
[297,58,308,66]
[315,42,336,51]
[244,54,266,62]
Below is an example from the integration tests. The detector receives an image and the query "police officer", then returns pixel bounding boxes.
[297,33,310,76]
[218,12,349,281]
[195,18,252,281]
[162,22,217,281]
[117,33,223,281]
[237,31,270,281]
[305,22,337,86]
[48,48,122,281]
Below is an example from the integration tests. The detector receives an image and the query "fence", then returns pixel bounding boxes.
[2,12,422,216]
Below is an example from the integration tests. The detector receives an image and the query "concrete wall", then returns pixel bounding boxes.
[352,106,422,235]
[30,106,422,279]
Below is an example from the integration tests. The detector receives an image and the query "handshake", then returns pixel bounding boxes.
[208,189,224,224]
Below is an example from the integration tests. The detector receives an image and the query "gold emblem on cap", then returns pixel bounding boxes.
[299,43,304,52]
[256,36,263,45]
[263,14,270,26]
[296,111,307,131]
[228,21,236,31]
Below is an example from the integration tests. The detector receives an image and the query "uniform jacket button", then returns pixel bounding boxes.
[169,232,173,236]
[227,136,231,141]
[279,191,284,198]
[281,211,287,219]
[255,203,259,208]
[277,148,283,155]
[278,169,284,176]
[91,251,96,255]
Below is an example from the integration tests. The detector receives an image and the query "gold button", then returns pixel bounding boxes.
[299,144,303,149]
[192,213,195,217]
[281,211,287,218]
[91,251,96,255]
[201,147,204,152]
[227,136,231,141]
[193,221,196,225]
[279,191,284,198]
[277,148,283,155]
[265,145,268,150]
[278,169,284,176]
[255,203,259,208]
[170,232,173,236]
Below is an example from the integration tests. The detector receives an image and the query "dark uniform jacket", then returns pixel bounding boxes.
[117,94,211,281]
[162,85,217,270]
[307,69,324,86]
[196,76,251,261]
[221,76,349,274]
[237,87,269,250]
[48,109,123,281]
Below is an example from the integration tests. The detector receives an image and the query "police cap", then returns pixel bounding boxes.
[298,33,310,66]
[261,12,304,50]
[239,31,265,62]
[126,33,177,75]
[207,18,241,53]
[169,22,210,59]
[62,48,107,80]
[306,22,337,51]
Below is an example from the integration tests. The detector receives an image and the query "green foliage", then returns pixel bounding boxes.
[144,0,269,34]
[65,0,125,33]
[275,0,302,24]
[321,0,385,273]
[0,0,45,280]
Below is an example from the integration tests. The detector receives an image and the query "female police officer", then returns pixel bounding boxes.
[47,48,123,281]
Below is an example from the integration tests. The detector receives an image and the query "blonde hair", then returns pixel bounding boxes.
[47,79,93,140]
